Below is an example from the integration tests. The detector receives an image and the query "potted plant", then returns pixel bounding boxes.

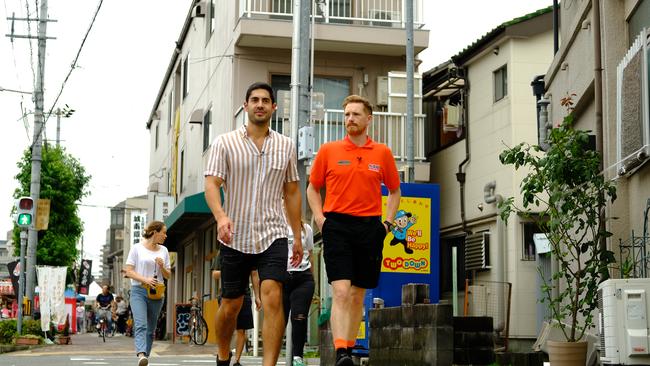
[14,334,42,346]
[498,95,617,365]
[56,315,71,345]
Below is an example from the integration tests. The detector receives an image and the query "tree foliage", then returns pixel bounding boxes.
[12,144,91,271]
[498,96,617,342]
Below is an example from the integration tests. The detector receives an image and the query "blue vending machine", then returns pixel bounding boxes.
[353,183,440,356]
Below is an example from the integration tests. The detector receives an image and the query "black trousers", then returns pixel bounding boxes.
[283,269,315,358]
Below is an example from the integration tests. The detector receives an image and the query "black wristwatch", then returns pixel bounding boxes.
[383,220,394,232]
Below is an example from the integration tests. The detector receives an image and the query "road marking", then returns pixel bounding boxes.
[149,364,180,366]
[82,363,109,365]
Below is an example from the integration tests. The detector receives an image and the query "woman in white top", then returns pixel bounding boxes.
[282,221,315,366]
[123,220,171,366]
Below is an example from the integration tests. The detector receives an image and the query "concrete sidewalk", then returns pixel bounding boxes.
[8,332,321,365]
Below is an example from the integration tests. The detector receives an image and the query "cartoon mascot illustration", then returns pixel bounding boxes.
[389,210,417,254]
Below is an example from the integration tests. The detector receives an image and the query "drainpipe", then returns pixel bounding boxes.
[593,0,609,277]
[552,0,559,54]
[538,98,551,151]
[484,181,506,333]
[457,85,471,234]
[531,76,551,151]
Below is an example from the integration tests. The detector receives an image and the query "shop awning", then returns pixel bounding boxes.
[164,192,213,249]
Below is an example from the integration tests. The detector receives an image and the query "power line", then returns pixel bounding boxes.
[31,0,103,150]
[23,0,37,88]
[2,0,32,142]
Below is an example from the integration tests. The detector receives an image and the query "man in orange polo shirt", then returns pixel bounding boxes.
[307,94,401,366]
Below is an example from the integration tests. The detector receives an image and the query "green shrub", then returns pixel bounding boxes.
[0,320,17,344]
[21,319,43,337]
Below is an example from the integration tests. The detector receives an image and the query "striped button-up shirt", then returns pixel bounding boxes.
[204,125,299,254]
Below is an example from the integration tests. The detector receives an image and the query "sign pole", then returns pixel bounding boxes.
[17,230,27,334]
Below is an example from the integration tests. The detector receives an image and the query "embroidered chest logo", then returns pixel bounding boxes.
[337,160,351,166]
[368,163,380,172]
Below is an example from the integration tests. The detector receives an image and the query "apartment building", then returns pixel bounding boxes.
[424,8,554,341]
[146,0,429,342]
[539,0,650,342]
[101,195,148,296]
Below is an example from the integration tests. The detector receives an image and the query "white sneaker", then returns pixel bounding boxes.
[293,356,306,366]
[138,355,148,366]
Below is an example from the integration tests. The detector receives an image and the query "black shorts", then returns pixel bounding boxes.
[220,293,254,330]
[220,238,288,299]
[322,212,387,289]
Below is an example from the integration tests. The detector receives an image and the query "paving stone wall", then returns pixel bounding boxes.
[453,316,495,365]
[368,303,454,366]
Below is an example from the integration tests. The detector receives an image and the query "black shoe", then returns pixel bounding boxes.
[216,352,231,366]
[335,354,354,366]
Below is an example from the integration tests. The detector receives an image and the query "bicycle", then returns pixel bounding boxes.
[96,307,116,342]
[189,294,210,345]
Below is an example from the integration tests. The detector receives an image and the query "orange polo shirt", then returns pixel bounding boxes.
[309,136,400,216]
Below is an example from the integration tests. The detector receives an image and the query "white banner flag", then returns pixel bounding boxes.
[37,266,68,331]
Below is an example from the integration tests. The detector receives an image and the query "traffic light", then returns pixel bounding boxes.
[15,197,34,228]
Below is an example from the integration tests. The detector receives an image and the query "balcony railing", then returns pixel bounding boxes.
[239,0,424,29]
[236,107,426,161]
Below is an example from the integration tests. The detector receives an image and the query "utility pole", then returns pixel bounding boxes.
[405,0,415,182]
[55,105,75,147]
[289,0,312,216]
[25,0,51,305]
[7,0,56,307]
[287,1,312,363]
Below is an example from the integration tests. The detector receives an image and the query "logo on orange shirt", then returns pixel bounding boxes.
[368,163,380,172]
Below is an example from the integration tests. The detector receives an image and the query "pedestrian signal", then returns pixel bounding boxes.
[15,197,34,228]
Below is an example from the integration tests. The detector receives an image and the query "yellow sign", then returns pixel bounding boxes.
[381,197,431,274]
[35,199,51,230]
[356,320,365,339]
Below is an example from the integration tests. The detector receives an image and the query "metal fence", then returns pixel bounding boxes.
[239,0,425,28]
[463,279,512,351]
[236,107,427,161]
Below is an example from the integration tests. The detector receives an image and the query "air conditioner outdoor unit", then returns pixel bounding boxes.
[599,278,650,365]
[464,232,490,271]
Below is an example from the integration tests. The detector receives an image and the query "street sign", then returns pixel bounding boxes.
[35,198,51,230]
[15,197,34,228]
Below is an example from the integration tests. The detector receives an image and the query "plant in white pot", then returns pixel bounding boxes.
[498,95,617,364]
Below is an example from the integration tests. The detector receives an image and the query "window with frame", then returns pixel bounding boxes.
[183,55,190,99]
[203,107,212,152]
[203,227,217,300]
[168,91,173,132]
[180,149,185,192]
[111,209,124,226]
[155,123,159,150]
[494,65,507,102]
[209,0,215,34]
[628,0,649,46]
[270,74,350,136]
[423,94,465,154]
[522,221,546,261]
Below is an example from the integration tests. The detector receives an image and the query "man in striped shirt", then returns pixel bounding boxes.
[204,82,303,366]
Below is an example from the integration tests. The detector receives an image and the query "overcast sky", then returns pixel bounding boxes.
[0,0,551,276]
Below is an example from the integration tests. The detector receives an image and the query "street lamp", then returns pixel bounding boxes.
[0,86,33,95]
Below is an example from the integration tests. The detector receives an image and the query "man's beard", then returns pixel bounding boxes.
[248,110,269,125]
[346,123,366,136]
